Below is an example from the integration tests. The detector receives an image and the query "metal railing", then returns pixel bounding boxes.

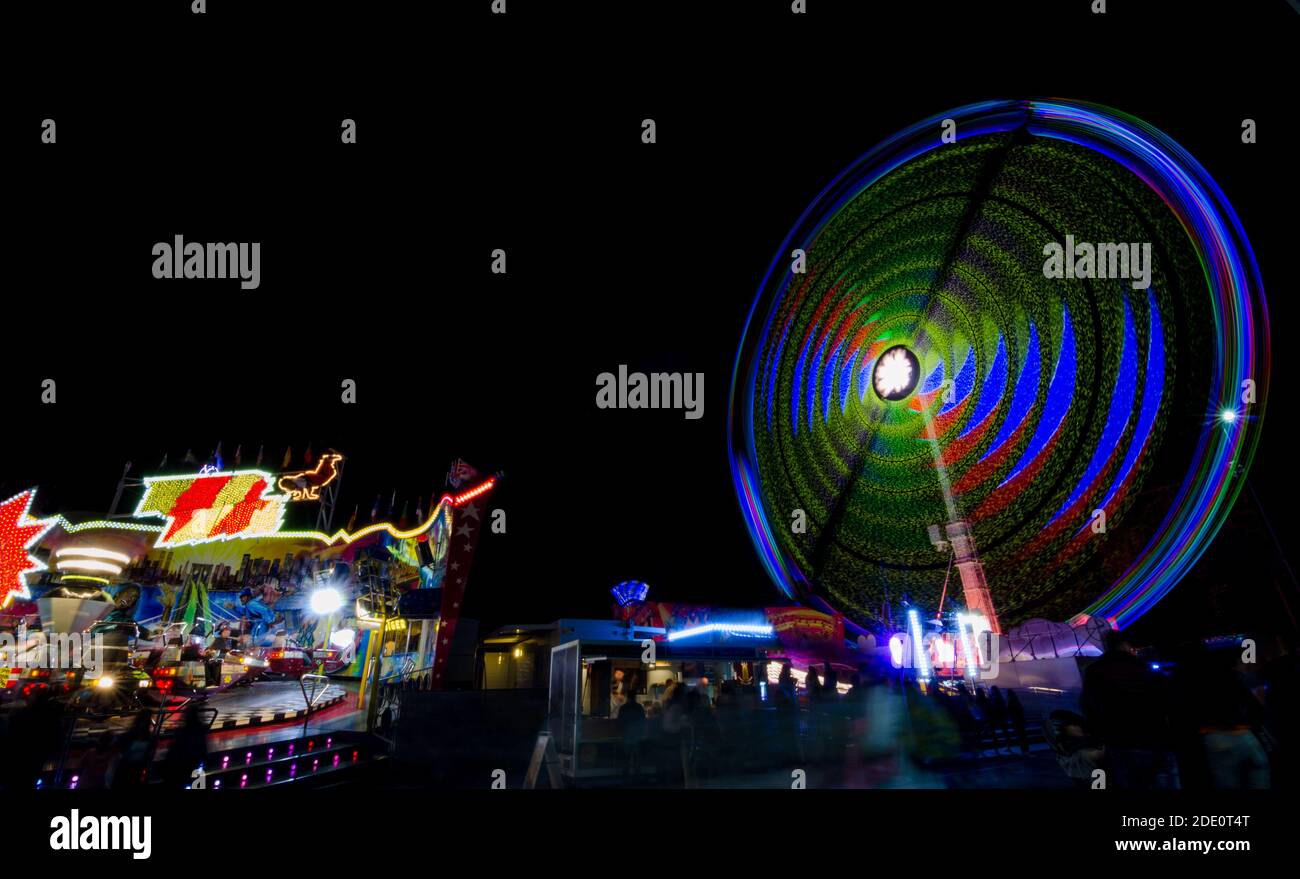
[299,673,330,733]
[369,663,438,747]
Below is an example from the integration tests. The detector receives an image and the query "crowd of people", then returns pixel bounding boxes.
[4,629,1296,792]
[607,661,1035,787]
[1077,629,1296,790]
[604,631,1299,790]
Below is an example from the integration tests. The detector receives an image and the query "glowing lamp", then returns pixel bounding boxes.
[888,634,905,668]
[907,608,931,681]
[309,587,343,616]
[872,345,920,401]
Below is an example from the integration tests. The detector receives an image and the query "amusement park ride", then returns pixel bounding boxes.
[728,99,1268,676]
[0,451,499,719]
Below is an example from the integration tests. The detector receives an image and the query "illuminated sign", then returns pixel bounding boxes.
[133,469,288,547]
[276,453,344,501]
[0,490,59,609]
[666,622,773,642]
[52,471,497,552]
[611,580,650,607]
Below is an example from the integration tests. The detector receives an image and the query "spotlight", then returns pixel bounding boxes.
[310,587,343,615]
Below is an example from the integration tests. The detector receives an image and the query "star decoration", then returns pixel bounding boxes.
[460,502,481,522]
[0,490,59,610]
[455,522,474,538]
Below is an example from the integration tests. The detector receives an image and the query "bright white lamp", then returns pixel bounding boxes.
[310,586,344,616]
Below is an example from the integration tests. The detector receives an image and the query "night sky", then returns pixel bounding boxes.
[4,3,1295,645]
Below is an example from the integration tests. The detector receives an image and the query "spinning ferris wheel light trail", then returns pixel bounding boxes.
[729,99,1269,633]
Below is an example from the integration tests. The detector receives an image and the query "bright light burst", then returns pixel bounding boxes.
[874,347,916,400]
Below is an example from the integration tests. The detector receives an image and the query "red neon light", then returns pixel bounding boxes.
[450,477,496,507]
[0,490,59,609]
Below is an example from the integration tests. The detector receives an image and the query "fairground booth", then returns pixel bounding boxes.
[478,593,859,780]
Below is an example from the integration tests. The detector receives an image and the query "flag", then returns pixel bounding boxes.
[213,441,224,471]
[388,490,396,516]
[370,494,380,521]
[183,449,197,465]
[256,445,264,466]
[399,500,409,526]
[159,452,168,468]
[282,447,292,469]
[234,445,242,467]
[305,444,314,465]
[445,458,478,489]
[346,505,358,532]
[415,499,424,522]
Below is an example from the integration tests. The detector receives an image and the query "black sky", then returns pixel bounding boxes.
[4,2,1296,641]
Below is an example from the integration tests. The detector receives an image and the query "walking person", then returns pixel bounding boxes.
[1082,631,1180,789]
[989,686,1010,751]
[1005,689,1030,754]
[162,702,209,789]
[113,711,156,789]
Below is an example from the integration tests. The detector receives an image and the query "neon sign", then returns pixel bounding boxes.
[133,469,288,548]
[0,490,58,609]
[276,453,343,501]
[47,471,498,552]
